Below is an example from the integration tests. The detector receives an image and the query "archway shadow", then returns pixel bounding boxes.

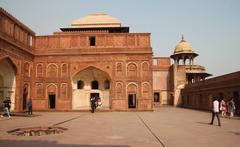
[0,140,130,147]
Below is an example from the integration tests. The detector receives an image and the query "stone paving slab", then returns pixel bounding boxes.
[0,107,240,147]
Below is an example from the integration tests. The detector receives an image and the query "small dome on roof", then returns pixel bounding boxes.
[71,13,121,28]
[174,36,194,54]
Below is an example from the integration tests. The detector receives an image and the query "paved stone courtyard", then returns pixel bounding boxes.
[0,107,239,147]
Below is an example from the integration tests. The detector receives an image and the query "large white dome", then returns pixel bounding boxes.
[71,13,121,28]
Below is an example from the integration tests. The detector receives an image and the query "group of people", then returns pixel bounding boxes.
[90,96,102,113]
[1,97,33,118]
[210,97,237,126]
[219,98,236,117]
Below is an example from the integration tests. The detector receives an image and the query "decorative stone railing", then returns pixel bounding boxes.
[35,33,151,50]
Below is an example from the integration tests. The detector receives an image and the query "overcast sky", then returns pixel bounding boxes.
[1,0,240,77]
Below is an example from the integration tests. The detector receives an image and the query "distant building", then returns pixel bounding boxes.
[181,71,240,113]
[152,57,171,106]
[169,36,211,106]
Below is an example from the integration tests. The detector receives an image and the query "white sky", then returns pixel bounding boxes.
[1,0,240,77]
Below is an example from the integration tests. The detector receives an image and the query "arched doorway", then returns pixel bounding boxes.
[47,84,57,109]
[22,84,28,110]
[72,67,111,110]
[127,83,137,109]
[0,58,16,111]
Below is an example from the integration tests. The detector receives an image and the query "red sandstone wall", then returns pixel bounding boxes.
[0,7,35,112]
[181,71,240,113]
[32,31,153,111]
[0,7,153,111]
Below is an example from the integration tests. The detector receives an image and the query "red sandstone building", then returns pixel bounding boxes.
[0,8,152,111]
[0,7,239,112]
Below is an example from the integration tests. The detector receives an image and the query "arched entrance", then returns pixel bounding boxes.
[72,67,111,110]
[22,84,28,110]
[47,84,57,109]
[127,83,137,109]
[0,58,16,111]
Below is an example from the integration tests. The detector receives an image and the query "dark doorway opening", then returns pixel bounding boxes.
[89,36,96,46]
[48,94,56,109]
[90,93,99,99]
[22,87,28,110]
[91,80,99,89]
[218,92,224,100]
[128,94,136,108]
[233,91,239,113]
[154,92,160,102]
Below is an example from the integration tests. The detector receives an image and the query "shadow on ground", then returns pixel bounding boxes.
[229,131,240,135]
[196,121,210,125]
[0,140,130,147]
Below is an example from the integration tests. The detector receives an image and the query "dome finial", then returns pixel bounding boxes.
[181,34,186,42]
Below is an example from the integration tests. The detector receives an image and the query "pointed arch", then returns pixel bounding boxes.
[47,63,58,78]
[0,56,17,73]
[47,83,58,94]
[141,61,149,77]
[46,83,58,109]
[141,82,150,99]
[0,57,17,111]
[72,65,112,81]
[24,62,30,77]
[127,82,138,94]
[36,63,43,77]
[61,63,68,77]
[60,83,68,99]
[116,82,124,99]
[127,62,137,77]
[72,66,112,110]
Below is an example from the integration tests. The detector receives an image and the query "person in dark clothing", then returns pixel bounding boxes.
[90,96,96,113]
[27,99,33,115]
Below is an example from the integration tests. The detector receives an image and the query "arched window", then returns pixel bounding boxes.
[77,80,84,89]
[104,80,110,89]
[91,80,99,89]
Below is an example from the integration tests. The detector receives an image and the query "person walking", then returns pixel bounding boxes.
[228,98,235,118]
[210,97,221,126]
[220,99,227,117]
[1,97,11,118]
[90,96,96,113]
[27,98,33,115]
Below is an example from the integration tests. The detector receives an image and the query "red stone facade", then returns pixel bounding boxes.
[0,8,35,111]
[1,7,239,113]
[0,8,153,111]
[152,57,171,106]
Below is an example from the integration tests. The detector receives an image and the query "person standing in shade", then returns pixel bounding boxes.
[27,98,33,115]
[228,98,235,118]
[210,97,221,126]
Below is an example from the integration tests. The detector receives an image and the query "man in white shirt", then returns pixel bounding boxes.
[210,98,221,126]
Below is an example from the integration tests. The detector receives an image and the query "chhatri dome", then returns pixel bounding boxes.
[71,13,121,28]
[174,36,194,54]
[170,36,198,65]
